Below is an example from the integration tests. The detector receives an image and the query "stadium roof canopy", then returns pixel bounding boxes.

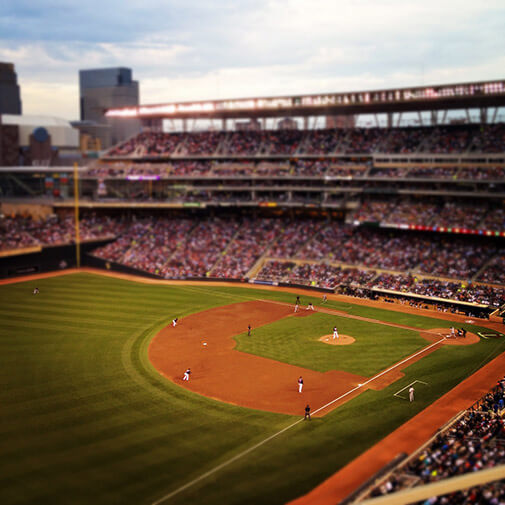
[105,79,505,120]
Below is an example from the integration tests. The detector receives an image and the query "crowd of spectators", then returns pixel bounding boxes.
[471,124,505,153]
[478,252,505,285]
[409,166,460,179]
[256,260,376,289]
[338,127,386,153]
[108,132,184,157]
[326,164,368,177]
[458,166,505,181]
[301,129,341,154]
[104,124,505,161]
[351,199,505,232]
[0,214,119,252]
[385,202,438,226]
[366,382,505,504]
[211,218,282,278]
[267,220,326,258]
[181,131,224,155]
[118,220,193,274]
[266,130,304,155]
[425,125,475,153]
[368,167,410,178]
[221,131,265,155]
[371,273,505,307]
[378,127,426,153]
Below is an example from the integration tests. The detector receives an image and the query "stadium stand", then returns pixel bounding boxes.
[361,380,505,504]
[0,214,120,251]
[101,124,505,160]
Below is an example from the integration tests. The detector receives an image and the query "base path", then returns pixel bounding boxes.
[149,300,368,416]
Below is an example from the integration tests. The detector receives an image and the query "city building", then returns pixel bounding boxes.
[79,67,140,148]
[0,62,22,115]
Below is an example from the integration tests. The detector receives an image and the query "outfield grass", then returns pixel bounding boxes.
[0,272,503,505]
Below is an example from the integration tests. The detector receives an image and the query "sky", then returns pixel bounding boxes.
[1,0,504,120]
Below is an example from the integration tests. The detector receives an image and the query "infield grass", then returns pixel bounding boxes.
[235,312,428,376]
[0,272,503,505]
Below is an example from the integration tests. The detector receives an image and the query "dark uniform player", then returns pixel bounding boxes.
[304,404,311,420]
[247,325,252,336]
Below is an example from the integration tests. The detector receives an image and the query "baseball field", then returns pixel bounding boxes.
[1,270,504,505]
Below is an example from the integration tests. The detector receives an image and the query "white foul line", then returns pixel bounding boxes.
[151,336,446,505]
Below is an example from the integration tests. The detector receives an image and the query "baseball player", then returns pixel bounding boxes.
[183,368,191,381]
[304,404,311,420]
[333,326,339,340]
[172,318,178,327]
[322,294,327,303]
[450,326,455,338]
[409,386,415,402]
[306,303,315,311]
[247,324,252,336]
[298,376,304,393]
[33,287,39,295]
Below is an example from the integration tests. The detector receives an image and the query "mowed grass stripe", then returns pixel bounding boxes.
[1,381,146,419]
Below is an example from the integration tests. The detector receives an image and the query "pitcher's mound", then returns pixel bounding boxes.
[319,334,355,346]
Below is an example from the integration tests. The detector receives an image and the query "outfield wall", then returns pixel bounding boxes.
[0,239,112,279]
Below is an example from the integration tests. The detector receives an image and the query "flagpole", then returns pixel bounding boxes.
[73,162,80,268]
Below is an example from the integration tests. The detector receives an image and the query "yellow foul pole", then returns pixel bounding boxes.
[73,162,80,268]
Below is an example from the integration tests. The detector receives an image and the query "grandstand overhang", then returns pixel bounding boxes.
[105,80,505,120]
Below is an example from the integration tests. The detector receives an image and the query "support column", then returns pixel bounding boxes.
[430,110,438,126]
[387,113,393,128]
[491,107,498,124]
[480,107,488,124]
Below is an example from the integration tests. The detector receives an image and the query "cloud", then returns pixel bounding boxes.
[0,0,504,119]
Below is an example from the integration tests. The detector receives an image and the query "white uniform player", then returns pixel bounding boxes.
[333,326,339,340]
[183,368,191,381]
[172,318,178,327]
[409,386,415,402]
[298,376,303,393]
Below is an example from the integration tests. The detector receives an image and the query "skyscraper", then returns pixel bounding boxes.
[79,67,139,148]
[0,62,22,115]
